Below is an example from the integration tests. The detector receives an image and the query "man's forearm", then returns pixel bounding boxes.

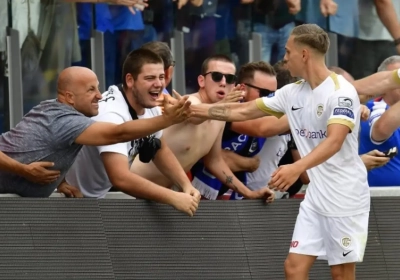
[153,145,191,190]
[191,103,247,122]
[116,173,177,205]
[374,0,400,40]
[293,137,342,172]
[354,69,400,96]
[0,151,27,176]
[204,157,252,197]
[221,150,253,172]
[115,115,173,143]
[291,149,310,184]
[373,99,400,141]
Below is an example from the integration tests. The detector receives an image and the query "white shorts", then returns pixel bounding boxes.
[289,203,369,266]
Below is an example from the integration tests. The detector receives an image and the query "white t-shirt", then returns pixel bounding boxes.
[358,0,400,41]
[65,85,163,198]
[255,73,370,217]
[247,135,290,191]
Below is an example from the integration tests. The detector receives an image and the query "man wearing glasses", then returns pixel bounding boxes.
[130,54,274,201]
[192,61,283,200]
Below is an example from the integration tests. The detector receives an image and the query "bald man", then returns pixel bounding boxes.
[0,66,191,197]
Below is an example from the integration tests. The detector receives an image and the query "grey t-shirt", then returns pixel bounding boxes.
[0,99,95,197]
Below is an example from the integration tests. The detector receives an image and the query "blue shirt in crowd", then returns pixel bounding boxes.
[76,4,114,40]
[359,99,400,187]
[109,5,144,31]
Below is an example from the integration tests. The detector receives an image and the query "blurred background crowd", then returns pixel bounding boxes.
[0,1,399,188]
[1,0,399,133]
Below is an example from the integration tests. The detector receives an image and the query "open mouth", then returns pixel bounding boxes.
[216,90,225,99]
[149,91,160,100]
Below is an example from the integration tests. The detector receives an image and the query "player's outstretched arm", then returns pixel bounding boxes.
[191,99,269,122]
[75,95,191,146]
[354,69,400,97]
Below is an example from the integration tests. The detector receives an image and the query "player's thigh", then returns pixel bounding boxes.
[324,212,369,266]
[289,204,326,257]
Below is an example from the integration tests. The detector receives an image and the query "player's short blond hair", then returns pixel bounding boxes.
[291,24,330,55]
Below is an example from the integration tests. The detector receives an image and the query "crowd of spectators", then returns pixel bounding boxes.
[0,0,399,203]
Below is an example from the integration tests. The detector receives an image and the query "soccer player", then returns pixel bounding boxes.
[189,24,369,280]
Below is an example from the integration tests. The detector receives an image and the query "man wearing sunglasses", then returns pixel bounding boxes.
[131,54,274,202]
[216,61,309,200]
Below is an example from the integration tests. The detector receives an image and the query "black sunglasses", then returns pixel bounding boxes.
[203,72,237,84]
[244,83,275,97]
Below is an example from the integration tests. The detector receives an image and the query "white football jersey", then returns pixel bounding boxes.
[65,85,163,198]
[256,73,370,217]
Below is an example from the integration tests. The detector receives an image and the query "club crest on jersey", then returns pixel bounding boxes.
[340,237,351,249]
[316,104,324,117]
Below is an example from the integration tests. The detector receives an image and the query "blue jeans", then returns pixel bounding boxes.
[252,22,295,64]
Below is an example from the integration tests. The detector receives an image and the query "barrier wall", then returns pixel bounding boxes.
[0,198,398,280]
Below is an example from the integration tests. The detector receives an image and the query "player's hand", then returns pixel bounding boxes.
[170,192,199,217]
[219,85,245,104]
[57,182,84,198]
[21,162,60,184]
[320,0,337,17]
[249,187,275,203]
[269,163,303,192]
[182,185,201,201]
[361,150,390,171]
[286,0,301,15]
[360,105,370,121]
[160,90,192,124]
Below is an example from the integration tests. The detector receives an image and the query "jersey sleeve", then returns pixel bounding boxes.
[326,87,359,132]
[95,112,130,156]
[255,86,288,118]
[368,101,391,144]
